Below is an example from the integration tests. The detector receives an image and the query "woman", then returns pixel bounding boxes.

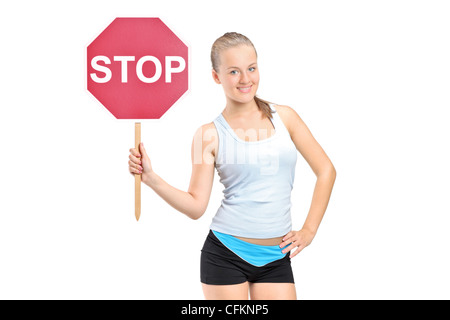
[128,32,336,300]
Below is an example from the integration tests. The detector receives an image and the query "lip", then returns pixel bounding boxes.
[237,85,252,93]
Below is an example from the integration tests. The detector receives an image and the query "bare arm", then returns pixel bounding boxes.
[277,105,336,257]
[128,123,217,220]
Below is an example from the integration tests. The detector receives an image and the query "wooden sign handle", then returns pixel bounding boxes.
[135,122,141,221]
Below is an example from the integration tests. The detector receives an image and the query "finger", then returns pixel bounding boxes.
[282,242,299,255]
[129,166,142,174]
[289,245,305,259]
[279,239,292,250]
[128,160,143,172]
[129,148,141,158]
[138,142,147,158]
[282,232,294,241]
[129,169,140,177]
[279,233,295,248]
[129,153,142,165]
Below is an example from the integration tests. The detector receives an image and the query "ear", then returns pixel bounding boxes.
[212,69,221,84]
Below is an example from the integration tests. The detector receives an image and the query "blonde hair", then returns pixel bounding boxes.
[211,32,274,119]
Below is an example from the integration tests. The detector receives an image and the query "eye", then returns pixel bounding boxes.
[249,67,256,72]
[230,70,239,75]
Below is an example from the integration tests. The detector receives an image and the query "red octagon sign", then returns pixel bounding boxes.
[87,18,188,119]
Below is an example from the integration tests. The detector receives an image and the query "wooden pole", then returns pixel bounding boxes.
[135,122,141,221]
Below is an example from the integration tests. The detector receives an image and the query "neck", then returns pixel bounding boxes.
[223,97,259,118]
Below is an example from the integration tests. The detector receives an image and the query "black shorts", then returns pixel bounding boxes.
[200,230,295,285]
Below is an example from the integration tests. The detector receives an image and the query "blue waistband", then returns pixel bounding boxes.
[212,230,288,267]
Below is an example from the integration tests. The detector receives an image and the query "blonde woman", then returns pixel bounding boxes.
[128,32,336,300]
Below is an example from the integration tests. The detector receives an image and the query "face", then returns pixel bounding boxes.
[212,44,260,105]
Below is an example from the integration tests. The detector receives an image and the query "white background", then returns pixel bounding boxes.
[1,0,449,299]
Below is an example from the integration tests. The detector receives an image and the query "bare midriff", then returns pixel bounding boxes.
[234,235,284,246]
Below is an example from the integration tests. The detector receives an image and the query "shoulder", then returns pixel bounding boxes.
[192,121,218,159]
[273,104,303,133]
[273,104,297,116]
[194,122,218,141]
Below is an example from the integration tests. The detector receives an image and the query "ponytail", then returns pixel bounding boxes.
[254,96,274,119]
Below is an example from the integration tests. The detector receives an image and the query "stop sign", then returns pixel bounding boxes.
[87,18,189,119]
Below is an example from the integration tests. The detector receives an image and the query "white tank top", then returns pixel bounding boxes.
[210,104,298,238]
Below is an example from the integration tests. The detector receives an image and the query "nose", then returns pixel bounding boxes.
[239,71,250,84]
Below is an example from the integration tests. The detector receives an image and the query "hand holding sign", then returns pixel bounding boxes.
[87,18,189,220]
[128,142,152,182]
[129,140,154,219]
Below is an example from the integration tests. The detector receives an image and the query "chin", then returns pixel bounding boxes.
[232,89,258,104]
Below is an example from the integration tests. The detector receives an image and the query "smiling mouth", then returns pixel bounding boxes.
[237,85,252,93]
